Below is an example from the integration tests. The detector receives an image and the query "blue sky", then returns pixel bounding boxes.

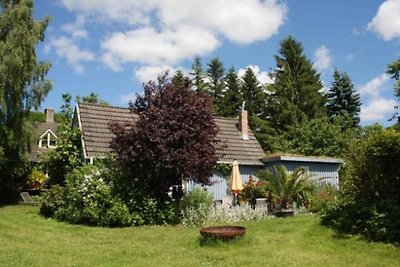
[34,0,400,126]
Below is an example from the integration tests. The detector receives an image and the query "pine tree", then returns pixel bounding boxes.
[266,36,325,132]
[386,59,400,123]
[206,58,225,114]
[0,0,52,202]
[191,56,206,93]
[171,70,188,88]
[241,67,266,117]
[326,69,361,127]
[220,67,242,117]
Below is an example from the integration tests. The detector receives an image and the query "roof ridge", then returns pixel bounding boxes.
[78,102,130,111]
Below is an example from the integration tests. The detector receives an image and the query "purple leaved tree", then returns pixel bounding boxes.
[110,74,219,202]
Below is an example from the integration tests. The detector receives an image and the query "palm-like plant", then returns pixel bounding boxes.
[257,166,315,211]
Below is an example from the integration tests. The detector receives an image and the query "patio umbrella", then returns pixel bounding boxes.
[230,160,243,205]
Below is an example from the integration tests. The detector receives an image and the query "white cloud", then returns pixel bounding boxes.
[58,0,287,73]
[134,65,176,83]
[46,36,95,73]
[358,73,390,97]
[238,65,274,84]
[158,0,287,44]
[368,0,400,41]
[358,73,395,122]
[119,92,137,105]
[101,26,220,70]
[313,45,332,72]
[360,97,396,121]
[59,0,155,25]
[61,16,88,39]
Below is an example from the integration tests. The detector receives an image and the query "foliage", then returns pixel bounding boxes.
[180,188,213,227]
[240,67,266,117]
[320,129,400,244]
[267,116,357,157]
[206,58,225,114]
[257,166,315,211]
[110,74,219,203]
[220,67,243,117]
[308,183,338,213]
[326,69,361,128]
[26,168,46,189]
[386,59,400,123]
[40,165,133,227]
[0,0,52,203]
[191,56,207,93]
[75,92,109,106]
[239,176,268,208]
[265,36,325,133]
[43,94,81,185]
[181,204,268,227]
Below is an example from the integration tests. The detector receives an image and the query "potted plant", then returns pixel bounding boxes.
[27,169,47,190]
[256,166,315,217]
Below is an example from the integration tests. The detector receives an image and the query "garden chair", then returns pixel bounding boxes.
[20,192,38,205]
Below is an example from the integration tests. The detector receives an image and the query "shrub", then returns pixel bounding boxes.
[320,129,400,244]
[239,176,267,208]
[40,165,132,227]
[180,188,213,227]
[27,169,47,189]
[308,184,338,213]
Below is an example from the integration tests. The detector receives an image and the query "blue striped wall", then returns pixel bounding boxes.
[186,165,263,201]
[263,161,340,187]
[186,161,341,201]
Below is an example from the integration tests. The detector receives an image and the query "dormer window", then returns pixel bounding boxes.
[38,129,58,148]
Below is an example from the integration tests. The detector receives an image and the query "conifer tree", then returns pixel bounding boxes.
[206,58,225,114]
[0,0,52,202]
[241,67,266,117]
[386,59,400,123]
[171,70,188,88]
[220,67,242,117]
[266,36,325,132]
[191,56,206,93]
[326,69,361,127]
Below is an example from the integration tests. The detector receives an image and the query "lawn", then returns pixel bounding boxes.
[0,205,399,267]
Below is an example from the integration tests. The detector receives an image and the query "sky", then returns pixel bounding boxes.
[33,0,400,127]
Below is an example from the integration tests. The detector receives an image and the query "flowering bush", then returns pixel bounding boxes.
[40,165,133,227]
[239,176,268,207]
[181,204,269,227]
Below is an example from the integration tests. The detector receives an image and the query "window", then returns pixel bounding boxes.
[38,129,58,148]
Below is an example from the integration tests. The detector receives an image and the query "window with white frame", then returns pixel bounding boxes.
[38,129,58,148]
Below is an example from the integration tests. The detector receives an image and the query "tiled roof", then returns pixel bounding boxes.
[29,121,59,162]
[76,103,265,166]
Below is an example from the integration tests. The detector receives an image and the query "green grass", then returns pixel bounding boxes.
[1,206,399,267]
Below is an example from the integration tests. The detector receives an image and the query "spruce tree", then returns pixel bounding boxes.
[326,69,361,127]
[191,56,206,93]
[220,67,242,117]
[241,67,266,117]
[266,36,325,132]
[171,70,188,88]
[0,0,52,202]
[386,59,400,123]
[206,58,225,114]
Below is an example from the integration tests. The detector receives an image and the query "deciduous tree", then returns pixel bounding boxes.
[110,74,219,202]
[0,0,52,202]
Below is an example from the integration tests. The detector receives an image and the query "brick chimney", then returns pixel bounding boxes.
[239,109,249,140]
[45,108,54,123]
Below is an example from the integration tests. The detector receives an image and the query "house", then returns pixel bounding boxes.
[73,102,265,201]
[73,102,343,202]
[263,154,344,187]
[29,108,59,162]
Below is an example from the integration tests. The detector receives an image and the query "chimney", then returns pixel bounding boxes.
[45,108,54,123]
[239,109,249,140]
